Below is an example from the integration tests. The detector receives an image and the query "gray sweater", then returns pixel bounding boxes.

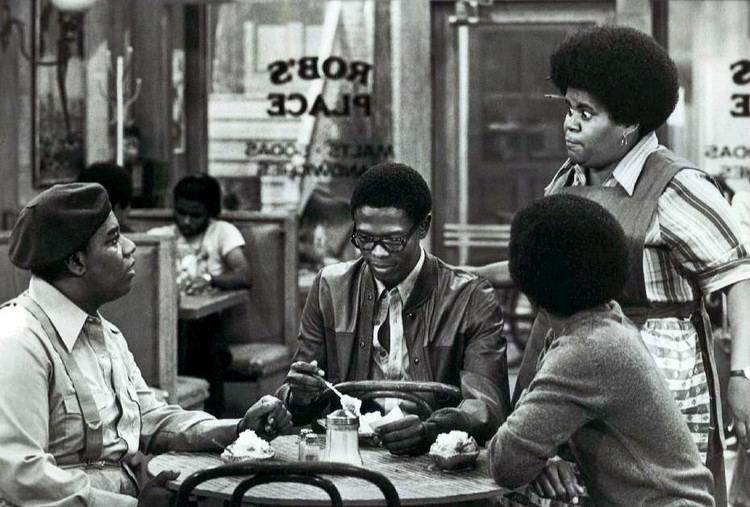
[489,302,714,507]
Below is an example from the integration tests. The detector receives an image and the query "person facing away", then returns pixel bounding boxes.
[470,26,750,505]
[122,124,160,209]
[489,193,715,507]
[0,183,293,506]
[148,173,251,294]
[277,162,511,455]
[79,161,134,233]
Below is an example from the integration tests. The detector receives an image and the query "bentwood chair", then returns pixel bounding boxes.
[327,380,463,420]
[173,461,401,507]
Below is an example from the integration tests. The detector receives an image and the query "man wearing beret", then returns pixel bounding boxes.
[0,183,293,506]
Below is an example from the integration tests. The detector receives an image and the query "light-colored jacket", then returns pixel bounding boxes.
[0,277,237,506]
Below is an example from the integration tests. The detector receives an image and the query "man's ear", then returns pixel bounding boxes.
[63,251,87,277]
[418,214,432,239]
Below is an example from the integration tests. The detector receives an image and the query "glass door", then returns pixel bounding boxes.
[432,1,613,265]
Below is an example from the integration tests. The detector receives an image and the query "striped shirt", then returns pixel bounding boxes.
[545,132,750,460]
[545,132,750,303]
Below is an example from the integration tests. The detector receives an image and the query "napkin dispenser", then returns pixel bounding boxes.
[324,409,362,465]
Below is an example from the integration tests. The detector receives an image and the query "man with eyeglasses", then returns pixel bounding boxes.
[277,162,511,455]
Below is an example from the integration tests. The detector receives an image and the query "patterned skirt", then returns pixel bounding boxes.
[641,317,711,462]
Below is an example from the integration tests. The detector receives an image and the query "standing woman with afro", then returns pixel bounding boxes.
[473,26,750,505]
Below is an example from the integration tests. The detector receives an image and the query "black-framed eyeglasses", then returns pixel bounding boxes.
[350,221,421,253]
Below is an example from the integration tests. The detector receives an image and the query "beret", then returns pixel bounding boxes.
[9,183,112,270]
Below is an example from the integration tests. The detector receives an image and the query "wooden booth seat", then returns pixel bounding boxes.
[0,232,207,411]
[127,209,299,416]
[151,376,210,411]
[223,342,291,416]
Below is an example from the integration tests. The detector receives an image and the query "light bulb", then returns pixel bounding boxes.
[49,0,98,12]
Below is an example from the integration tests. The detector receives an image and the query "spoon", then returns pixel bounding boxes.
[212,438,234,456]
[314,373,346,401]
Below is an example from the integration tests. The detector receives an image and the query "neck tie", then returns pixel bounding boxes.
[378,311,391,353]
[377,291,391,353]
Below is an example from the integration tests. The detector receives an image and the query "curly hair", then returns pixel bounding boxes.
[509,194,629,317]
[174,173,222,218]
[350,162,432,224]
[549,25,679,135]
[79,162,133,209]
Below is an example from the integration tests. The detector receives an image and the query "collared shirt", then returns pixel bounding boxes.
[545,132,750,301]
[0,276,239,507]
[371,248,425,392]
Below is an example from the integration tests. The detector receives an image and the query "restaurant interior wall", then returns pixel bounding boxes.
[0,0,187,220]
[1,0,745,237]
[664,0,750,180]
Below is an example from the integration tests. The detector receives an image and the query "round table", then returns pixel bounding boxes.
[148,434,508,506]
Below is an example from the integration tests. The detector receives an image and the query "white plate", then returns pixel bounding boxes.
[221,448,276,463]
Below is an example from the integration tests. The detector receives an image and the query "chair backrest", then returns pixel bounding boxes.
[174,461,401,507]
[330,380,463,420]
[442,223,511,266]
[0,232,179,403]
[127,209,299,349]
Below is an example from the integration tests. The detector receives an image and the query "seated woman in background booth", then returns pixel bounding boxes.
[490,194,714,506]
[471,26,750,505]
[148,173,251,294]
[148,173,252,414]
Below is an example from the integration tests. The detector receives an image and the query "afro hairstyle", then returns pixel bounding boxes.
[549,25,679,135]
[350,162,432,224]
[174,173,222,218]
[78,162,133,209]
[509,194,629,317]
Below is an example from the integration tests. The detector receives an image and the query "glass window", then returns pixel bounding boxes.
[666,0,750,180]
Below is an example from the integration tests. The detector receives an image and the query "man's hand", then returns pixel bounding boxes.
[285,360,326,408]
[138,470,179,507]
[239,395,293,440]
[376,415,436,455]
[530,457,584,503]
[728,377,750,449]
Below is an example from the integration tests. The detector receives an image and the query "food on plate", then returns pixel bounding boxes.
[429,430,480,470]
[221,430,275,462]
[340,394,362,416]
[430,430,479,455]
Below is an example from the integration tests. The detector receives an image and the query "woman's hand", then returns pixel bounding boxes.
[728,377,750,449]
[530,457,585,502]
[239,395,293,440]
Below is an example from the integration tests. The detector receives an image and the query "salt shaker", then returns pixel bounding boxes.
[324,409,362,465]
[303,433,326,461]
[298,428,313,461]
